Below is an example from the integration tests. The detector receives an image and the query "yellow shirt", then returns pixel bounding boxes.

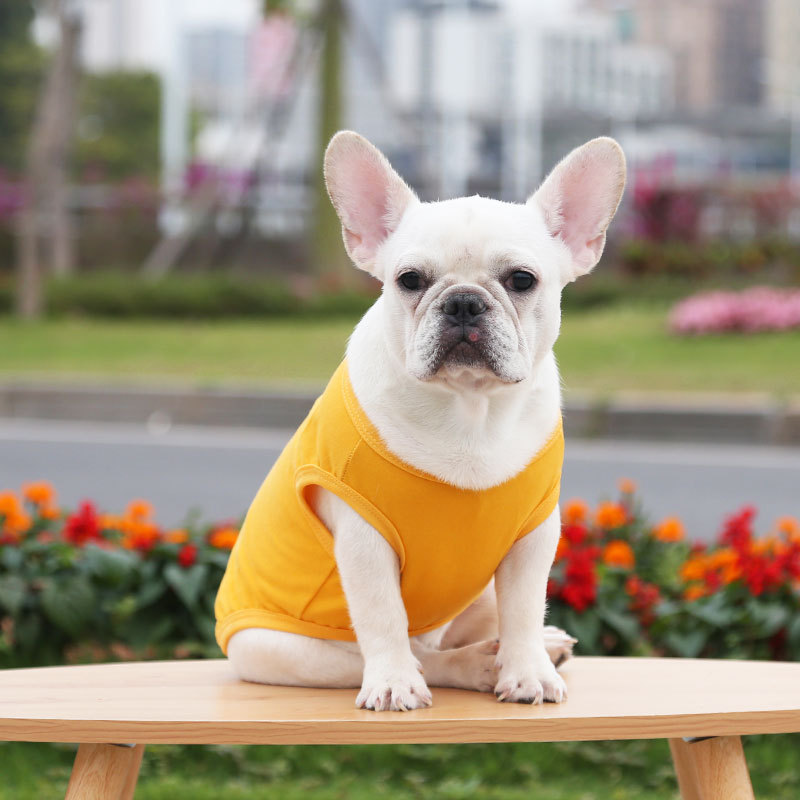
[215,361,564,652]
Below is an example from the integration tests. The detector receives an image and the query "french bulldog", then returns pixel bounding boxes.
[219,131,626,711]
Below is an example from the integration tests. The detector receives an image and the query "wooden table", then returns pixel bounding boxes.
[2,656,800,799]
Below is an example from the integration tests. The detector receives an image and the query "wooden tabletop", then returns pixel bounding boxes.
[2,657,800,745]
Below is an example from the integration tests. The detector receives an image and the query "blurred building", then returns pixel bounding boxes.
[764,0,800,114]
[584,0,765,112]
[73,0,799,240]
[390,0,671,198]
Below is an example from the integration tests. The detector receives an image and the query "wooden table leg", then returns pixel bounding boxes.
[669,736,754,800]
[64,743,145,800]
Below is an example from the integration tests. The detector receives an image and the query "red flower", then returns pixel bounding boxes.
[177,544,198,568]
[625,575,661,626]
[562,523,588,546]
[720,505,756,551]
[561,581,596,612]
[63,501,101,546]
[559,546,600,612]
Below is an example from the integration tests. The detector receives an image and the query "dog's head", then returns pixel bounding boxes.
[325,132,626,387]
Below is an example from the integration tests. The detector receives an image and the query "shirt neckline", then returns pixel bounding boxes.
[339,359,564,488]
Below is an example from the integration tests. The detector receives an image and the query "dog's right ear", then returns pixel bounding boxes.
[324,131,418,279]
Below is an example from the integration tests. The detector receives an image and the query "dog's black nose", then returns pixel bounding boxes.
[442,293,487,325]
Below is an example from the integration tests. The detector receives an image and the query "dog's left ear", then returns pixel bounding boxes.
[529,137,626,285]
[324,131,418,279]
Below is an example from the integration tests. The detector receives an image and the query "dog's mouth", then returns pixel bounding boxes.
[442,339,486,369]
[429,327,499,377]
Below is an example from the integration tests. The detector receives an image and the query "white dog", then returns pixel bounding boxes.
[215,131,626,711]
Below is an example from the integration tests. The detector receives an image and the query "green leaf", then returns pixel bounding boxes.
[598,608,640,642]
[164,564,208,610]
[193,615,217,643]
[564,609,601,653]
[135,580,167,609]
[748,603,789,637]
[687,594,733,628]
[788,615,800,648]
[82,545,137,587]
[124,614,174,648]
[40,576,95,637]
[1,546,24,572]
[0,574,27,615]
[663,630,707,658]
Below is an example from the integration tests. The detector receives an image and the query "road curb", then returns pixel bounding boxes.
[0,381,798,446]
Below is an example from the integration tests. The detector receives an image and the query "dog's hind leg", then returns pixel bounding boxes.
[227,628,364,688]
[439,584,499,649]
[439,583,576,667]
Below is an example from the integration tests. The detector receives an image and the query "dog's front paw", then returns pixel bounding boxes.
[494,647,568,704]
[357,657,432,712]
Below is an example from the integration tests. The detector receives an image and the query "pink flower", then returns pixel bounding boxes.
[669,287,800,335]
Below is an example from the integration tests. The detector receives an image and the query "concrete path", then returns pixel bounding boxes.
[1,419,797,541]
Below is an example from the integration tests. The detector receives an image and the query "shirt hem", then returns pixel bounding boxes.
[216,607,474,652]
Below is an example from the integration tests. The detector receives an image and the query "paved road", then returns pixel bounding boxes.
[1,418,798,541]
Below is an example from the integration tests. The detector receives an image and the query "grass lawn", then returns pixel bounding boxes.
[1,306,798,397]
[3,736,800,799]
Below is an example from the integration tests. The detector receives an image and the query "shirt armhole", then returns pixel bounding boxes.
[295,464,406,571]
[515,480,562,541]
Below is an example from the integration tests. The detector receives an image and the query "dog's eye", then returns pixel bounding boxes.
[398,271,422,291]
[506,271,536,292]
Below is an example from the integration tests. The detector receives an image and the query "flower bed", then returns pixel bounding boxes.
[1,481,799,668]
[669,287,800,334]
[0,483,236,667]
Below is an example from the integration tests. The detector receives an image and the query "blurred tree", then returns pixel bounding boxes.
[312,0,351,283]
[74,72,160,181]
[262,0,351,281]
[16,0,82,317]
[0,1,45,172]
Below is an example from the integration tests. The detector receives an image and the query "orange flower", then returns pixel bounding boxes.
[554,536,569,562]
[22,481,55,506]
[126,499,154,521]
[9,510,32,532]
[653,517,686,542]
[1,493,31,534]
[595,501,627,530]
[720,561,742,585]
[707,548,736,569]
[751,536,780,556]
[100,514,125,530]
[121,522,161,551]
[39,504,61,520]
[679,556,708,582]
[164,528,189,544]
[0,491,21,518]
[618,477,637,495]
[562,499,589,525]
[602,539,635,569]
[209,527,238,550]
[683,584,707,602]
[775,516,800,542]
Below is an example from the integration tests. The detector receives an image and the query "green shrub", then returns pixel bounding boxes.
[1,482,799,669]
[43,272,377,319]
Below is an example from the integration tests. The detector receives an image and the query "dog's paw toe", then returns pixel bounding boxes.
[541,671,568,703]
[494,654,568,705]
[356,663,432,711]
[543,626,578,668]
[494,675,544,704]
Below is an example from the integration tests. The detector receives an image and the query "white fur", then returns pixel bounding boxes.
[227,132,624,710]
